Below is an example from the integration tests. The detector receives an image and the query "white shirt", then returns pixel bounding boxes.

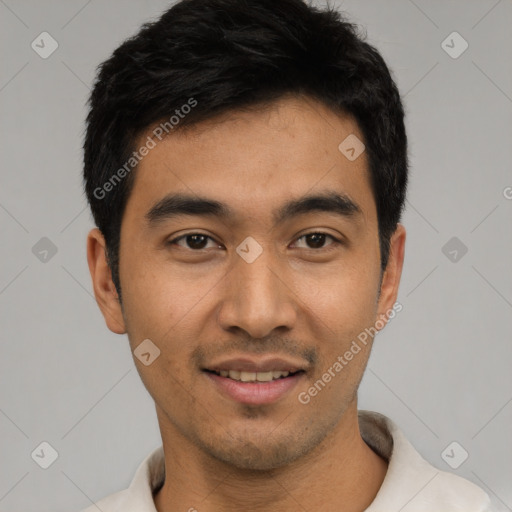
[79,410,493,511]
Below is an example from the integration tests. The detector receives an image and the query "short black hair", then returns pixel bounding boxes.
[83,0,408,299]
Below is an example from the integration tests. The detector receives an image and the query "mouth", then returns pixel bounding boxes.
[202,367,306,405]
[204,369,305,382]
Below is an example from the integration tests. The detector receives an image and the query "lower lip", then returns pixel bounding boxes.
[204,371,304,405]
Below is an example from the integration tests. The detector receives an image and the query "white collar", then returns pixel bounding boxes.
[83,410,492,511]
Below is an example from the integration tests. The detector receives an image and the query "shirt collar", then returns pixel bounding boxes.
[112,410,490,511]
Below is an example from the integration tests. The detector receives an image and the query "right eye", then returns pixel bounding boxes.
[167,233,224,251]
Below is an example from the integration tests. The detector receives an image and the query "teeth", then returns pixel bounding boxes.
[228,370,240,380]
[240,371,256,382]
[218,370,291,382]
[256,371,273,382]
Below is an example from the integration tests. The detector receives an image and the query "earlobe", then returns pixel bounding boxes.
[86,228,126,335]
[375,224,406,330]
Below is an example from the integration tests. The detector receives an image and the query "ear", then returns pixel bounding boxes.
[86,228,126,334]
[375,223,406,330]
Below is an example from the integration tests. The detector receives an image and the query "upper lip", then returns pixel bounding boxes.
[204,356,308,374]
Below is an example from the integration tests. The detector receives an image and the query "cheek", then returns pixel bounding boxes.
[119,246,199,336]
[293,259,380,334]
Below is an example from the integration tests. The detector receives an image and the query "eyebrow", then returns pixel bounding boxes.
[145,191,362,228]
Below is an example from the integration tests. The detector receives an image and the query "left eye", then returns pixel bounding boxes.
[292,232,339,250]
[168,232,339,251]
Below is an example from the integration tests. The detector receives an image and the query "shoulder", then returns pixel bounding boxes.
[359,410,493,511]
[75,445,164,512]
[423,469,493,511]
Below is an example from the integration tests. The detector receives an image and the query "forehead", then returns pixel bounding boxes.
[124,95,376,227]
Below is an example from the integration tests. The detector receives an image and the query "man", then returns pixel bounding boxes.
[81,0,493,510]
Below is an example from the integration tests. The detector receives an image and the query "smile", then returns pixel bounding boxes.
[203,369,306,405]
[207,369,302,382]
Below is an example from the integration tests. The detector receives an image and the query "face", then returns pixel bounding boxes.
[88,94,405,471]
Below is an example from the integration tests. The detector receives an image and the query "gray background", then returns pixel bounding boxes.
[1,0,511,511]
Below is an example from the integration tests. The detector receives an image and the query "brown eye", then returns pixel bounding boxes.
[169,233,220,250]
[293,232,340,250]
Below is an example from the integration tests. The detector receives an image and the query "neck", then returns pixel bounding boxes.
[154,402,387,512]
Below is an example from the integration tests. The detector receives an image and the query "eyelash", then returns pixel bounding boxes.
[167,231,342,252]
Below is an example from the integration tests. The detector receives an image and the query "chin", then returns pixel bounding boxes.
[209,443,301,471]
[200,426,326,472]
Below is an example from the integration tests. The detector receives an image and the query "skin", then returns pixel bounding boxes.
[87,94,406,512]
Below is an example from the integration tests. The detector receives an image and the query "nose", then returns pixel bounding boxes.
[217,249,298,339]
